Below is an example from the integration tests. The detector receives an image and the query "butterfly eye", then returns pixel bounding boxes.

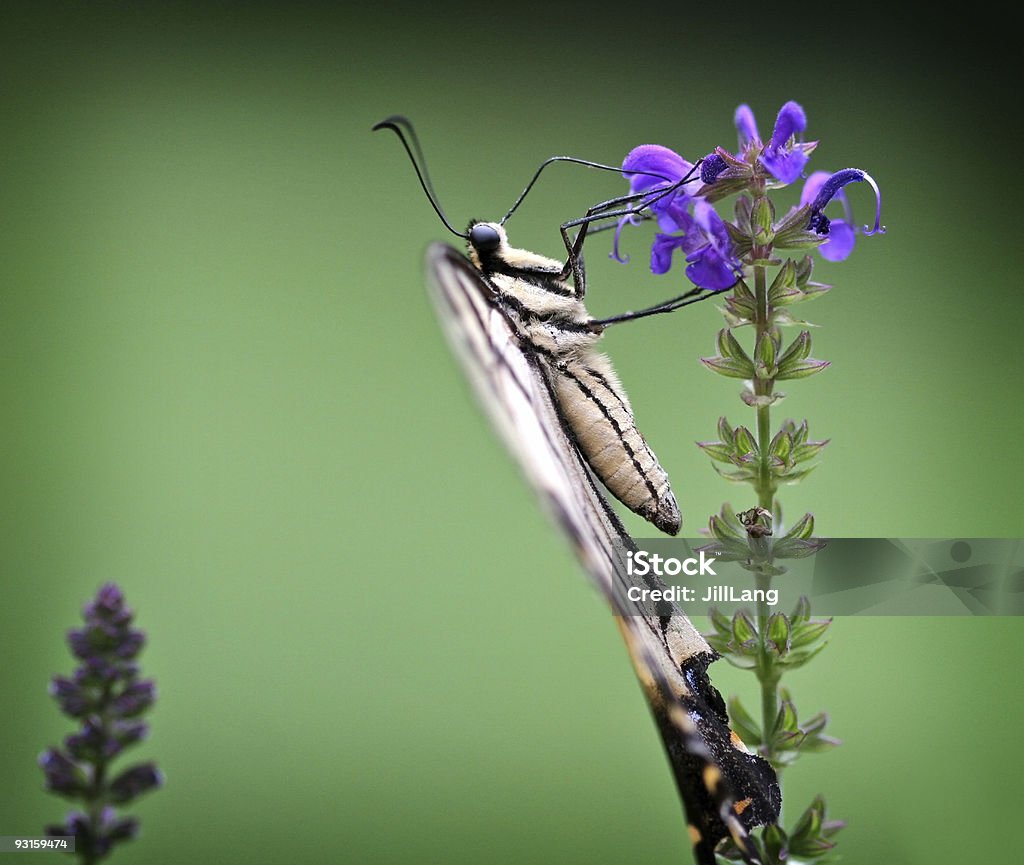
[469,223,501,253]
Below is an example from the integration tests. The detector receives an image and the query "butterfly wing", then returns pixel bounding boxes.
[425,242,779,864]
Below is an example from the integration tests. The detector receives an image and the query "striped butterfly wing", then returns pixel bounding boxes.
[425,242,779,865]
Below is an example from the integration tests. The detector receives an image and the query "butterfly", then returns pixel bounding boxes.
[377,116,781,864]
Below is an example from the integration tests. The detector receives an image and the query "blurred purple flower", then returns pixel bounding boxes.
[41,583,161,862]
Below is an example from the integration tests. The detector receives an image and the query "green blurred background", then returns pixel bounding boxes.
[2,4,1021,864]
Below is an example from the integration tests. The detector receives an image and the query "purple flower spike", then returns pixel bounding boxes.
[42,584,161,862]
[761,101,809,184]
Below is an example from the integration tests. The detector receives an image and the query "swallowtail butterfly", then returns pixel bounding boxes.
[377,116,781,864]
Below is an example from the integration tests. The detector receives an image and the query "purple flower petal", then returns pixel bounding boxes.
[685,252,740,291]
[760,101,809,184]
[622,144,693,193]
[734,104,759,146]
[761,149,808,185]
[650,233,685,275]
[767,101,807,150]
[818,219,856,261]
[800,171,831,208]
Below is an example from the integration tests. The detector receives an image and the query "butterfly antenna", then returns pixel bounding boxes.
[500,157,678,226]
[373,115,467,239]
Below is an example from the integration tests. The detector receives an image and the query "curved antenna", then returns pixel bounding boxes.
[500,156,677,226]
[373,115,467,239]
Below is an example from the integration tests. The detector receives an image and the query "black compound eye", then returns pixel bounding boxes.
[469,223,501,253]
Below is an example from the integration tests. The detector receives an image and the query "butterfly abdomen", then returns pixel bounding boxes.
[552,353,680,536]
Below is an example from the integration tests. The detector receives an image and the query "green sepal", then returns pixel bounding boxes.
[727,695,763,746]
[708,513,744,542]
[776,639,828,670]
[732,426,758,459]
[733,195,753,235]
[751,196,775,245]
[775,231,827,251]
[781,512,815,540]
[775,358,830,381]
[754,329,778,373]
[791,440,830,463]
[717,416,735,444]
[771,536,827,559]
[701,355,756,379]
[773,203,811,235]
[697,441,735,463]
[711,463,759,483]
[762,823,788,864]
[790,617,832,649]
[776,330,812,369]
[790,594,811,625]
[765,612,792,656]
[768,430,793,466]
[788,795,843,859]
[709,605,733,636]
[731,610,758,647]
[775,464,819,484]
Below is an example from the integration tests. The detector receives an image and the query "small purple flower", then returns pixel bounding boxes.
[728,101,815,185]
[39,748,85,799]
[802,169,886,262]
[622,144,698,227]
[650,201,741,290]
[42,584,161,862]
[108,763,163,805]
[615,146,740,290]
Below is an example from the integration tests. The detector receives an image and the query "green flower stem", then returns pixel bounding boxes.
[752,248,780,768]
